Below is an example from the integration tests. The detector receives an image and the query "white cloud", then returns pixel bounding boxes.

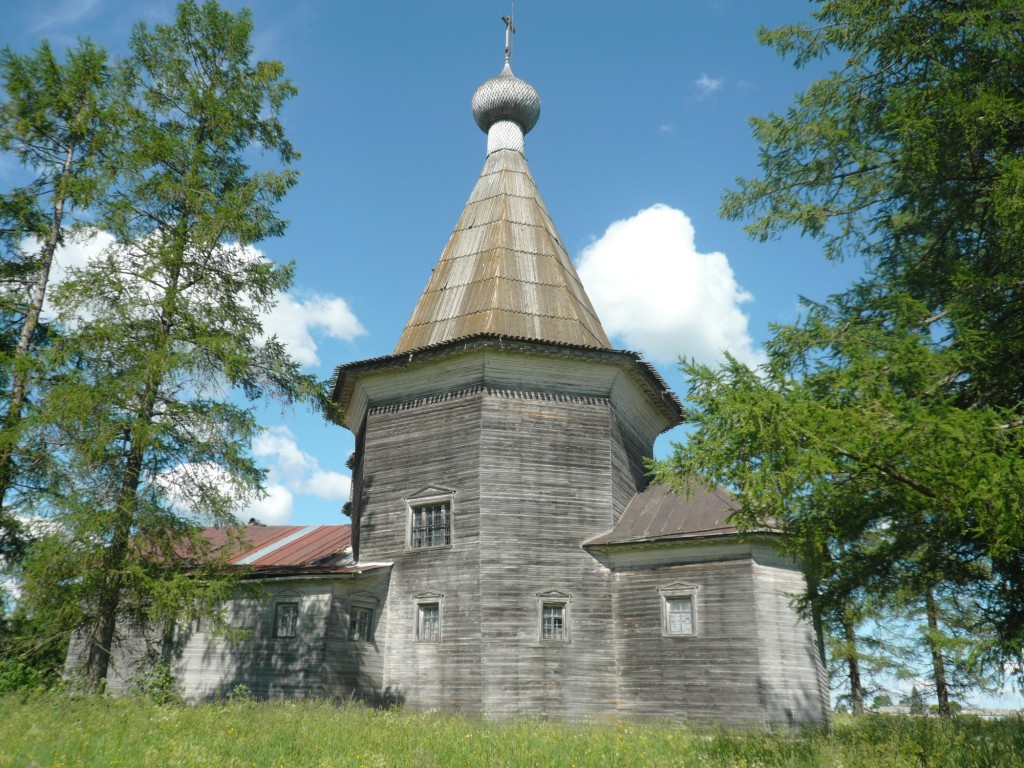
[695,73,725,98]
[262,292,366,367]
[252,426,310,477]
[576,204,763,368]
[160,463,289,525]
[304,470,352,501]
[36,230,116,320]
[245,484,294,526]
[32,232,365,368]
[253,425,352,518]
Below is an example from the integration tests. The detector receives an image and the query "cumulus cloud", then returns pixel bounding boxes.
[245,484,295,526]
[156,426,352,526]
[576,204,763,368]
[695,73,725,98]
[253,425,351,515]
[262,293,366,367]
[35,230,116,320]
[33,232,364,368]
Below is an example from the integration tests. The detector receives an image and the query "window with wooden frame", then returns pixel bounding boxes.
[406,487,455,551]
[346,591,378,642]
[417,603,440,641]
[414,591,444,642]
[536,590,571,642]
[274,602,299,638]
[660,582,699,637]
[348,607,373,641]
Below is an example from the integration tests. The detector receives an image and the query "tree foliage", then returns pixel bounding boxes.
[5,1,320,688]
[660,0,1024,713]
[0,38,115,557]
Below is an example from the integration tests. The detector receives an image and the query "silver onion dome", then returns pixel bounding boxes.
[471,62,541,135]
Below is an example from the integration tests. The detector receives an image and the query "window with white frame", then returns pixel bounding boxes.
[660,582,699,637]
[274,602,299,638]
[406,487,455,551]
[537,590,571,642]
[348,606,373,641]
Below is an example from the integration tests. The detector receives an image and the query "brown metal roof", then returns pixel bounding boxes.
[245,526,352,566]
[394,148,611,353]
[202,525,353,568]
[584,482,748,547]
[201,525,298,559]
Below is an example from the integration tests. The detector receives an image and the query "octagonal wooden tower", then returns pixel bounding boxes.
[329,49,829,724]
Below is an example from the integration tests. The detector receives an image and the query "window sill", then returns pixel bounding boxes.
[404,544,453,554]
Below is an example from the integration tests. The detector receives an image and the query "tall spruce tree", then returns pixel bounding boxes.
[0,39,114,557]
[16,0,319,688]
[657,0,1024,711]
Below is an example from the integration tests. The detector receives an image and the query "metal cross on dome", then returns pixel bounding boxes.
[501,13,515,64]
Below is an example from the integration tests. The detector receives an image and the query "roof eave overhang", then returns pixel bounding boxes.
[329,333,685,430]
[582,528,782,552]
[238,562,393,582]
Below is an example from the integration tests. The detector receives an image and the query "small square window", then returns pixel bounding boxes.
[417,603,440,642]
[665,596,694,635]
[275,602,298,638]
[410,502,451,549]
[660,583,699,637]
[541,603,566,640]
[348,606,373,641]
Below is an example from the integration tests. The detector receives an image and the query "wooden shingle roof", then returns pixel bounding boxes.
[394,148,611,354]
[585,483,751,547]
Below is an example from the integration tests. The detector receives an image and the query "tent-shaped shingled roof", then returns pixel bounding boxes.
[394,60,611,354]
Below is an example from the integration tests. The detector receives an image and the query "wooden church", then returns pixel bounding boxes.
[77,38,831,726]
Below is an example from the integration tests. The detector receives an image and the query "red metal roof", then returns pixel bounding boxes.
[246,525,352,566]
[202,524,352,567]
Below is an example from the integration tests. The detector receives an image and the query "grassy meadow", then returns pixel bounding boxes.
[0,693,1021,768]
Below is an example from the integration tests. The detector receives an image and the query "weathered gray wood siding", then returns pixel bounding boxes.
[68,576,391,703]
[612,559,766,723]
[606,543,829,725]
[750,557,831,725]
[357,387,485,710]
[323,573,391,703]
[477,390,617,717]
[66,621,159,695]
[349,345,672,716]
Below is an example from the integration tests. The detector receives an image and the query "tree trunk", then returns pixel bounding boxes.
[0,143,75,512]
[925,586,950,717]
[842,610,864,715]
[84,436,147,688]
[83,248,183,688]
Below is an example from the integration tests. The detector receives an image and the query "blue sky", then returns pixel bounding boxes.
[4,0,860,526]
[8,0,865,527]
[5,0,1022,710]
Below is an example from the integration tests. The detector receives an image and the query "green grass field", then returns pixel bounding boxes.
[1,693,1021,768]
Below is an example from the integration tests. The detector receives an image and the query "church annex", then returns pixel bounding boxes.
[77,36,830,726]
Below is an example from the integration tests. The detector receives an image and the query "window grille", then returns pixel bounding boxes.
[541,603,566,640]
[666,596,694,635]
[417,603,440,641]
[275,602,298,638]
[410,502,451,549]
[348,607,372,641]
